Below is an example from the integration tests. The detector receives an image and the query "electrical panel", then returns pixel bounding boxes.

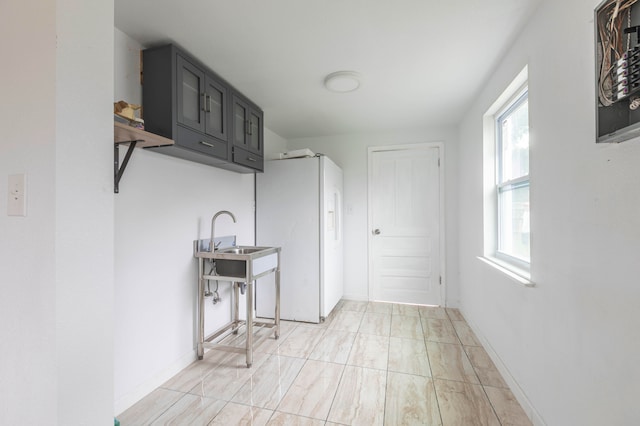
[595,0,640,143]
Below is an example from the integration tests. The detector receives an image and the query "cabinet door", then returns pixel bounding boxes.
[204,76,228,142]
[232,95,249,148]
[176,55,205,133]
[249,108,263,155]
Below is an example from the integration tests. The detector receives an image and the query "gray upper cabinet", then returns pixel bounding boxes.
[231,93,264,171]
[142,44,262,172]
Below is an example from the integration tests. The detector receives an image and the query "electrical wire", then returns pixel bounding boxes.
[597,0,638,106]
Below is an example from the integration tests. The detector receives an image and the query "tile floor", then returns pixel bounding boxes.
[117,300,532,425]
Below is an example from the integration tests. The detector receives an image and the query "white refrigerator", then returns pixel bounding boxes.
[256,155,343,323]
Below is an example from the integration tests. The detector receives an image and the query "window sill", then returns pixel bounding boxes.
[477,256,535,287]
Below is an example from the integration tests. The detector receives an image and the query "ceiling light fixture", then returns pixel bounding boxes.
[324,71,362,93]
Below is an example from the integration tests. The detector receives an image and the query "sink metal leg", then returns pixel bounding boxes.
[233,282,240,334]
[245,280,253,368]
[275,254,281,339]
[197,258,205,360]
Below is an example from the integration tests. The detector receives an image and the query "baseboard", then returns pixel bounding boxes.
[114,350,197,416]
[341,293,368,301]
[463,316,546,426]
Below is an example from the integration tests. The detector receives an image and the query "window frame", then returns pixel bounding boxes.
[480,67,532,285]
[493,87,530,271]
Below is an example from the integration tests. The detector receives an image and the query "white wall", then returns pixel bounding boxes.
[57,1,115,424]
[457,0,640,424]
[288,127,459,305]
[264,127,289,160]
[113,29,288,413]
[1,0,115,424]
[0,1,57,423]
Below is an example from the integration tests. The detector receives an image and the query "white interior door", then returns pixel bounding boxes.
[369,145,442,305]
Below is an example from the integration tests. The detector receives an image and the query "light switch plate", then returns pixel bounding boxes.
[8,173,26,216]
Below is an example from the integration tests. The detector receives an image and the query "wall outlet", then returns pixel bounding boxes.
[7,173,26,217]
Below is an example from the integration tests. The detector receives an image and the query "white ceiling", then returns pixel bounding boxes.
[115,0,542,140]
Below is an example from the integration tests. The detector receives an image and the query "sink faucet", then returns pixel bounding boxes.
[210,210,236,251]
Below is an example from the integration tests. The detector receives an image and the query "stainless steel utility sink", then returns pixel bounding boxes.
[194,240,281,367]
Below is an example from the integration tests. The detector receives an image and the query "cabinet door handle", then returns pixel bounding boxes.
[247,120,253,136]
[245,119,250,136]
[247,156,256,162]
[201,93,208,112]
[199,141,214,148]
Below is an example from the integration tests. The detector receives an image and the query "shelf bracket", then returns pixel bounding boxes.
[114,140,140,193]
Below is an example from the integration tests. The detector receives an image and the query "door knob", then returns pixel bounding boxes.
[372,229,381,235]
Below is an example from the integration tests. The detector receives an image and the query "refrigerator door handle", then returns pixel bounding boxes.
[334,191,340,241]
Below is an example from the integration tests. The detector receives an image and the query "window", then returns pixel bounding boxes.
[496,90,530,266]
[481,66,531,283]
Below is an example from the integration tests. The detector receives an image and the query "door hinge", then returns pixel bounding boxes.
[439,276,442,285]
[438,158,440,167]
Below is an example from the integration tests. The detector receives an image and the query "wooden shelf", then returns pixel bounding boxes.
[113,122,174,193]
[114,122,174,148]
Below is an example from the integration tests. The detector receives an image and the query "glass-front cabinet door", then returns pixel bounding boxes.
[204,76,227,141]
[233,96,249,148]
[176,55,205,133]
[232,94,263,155]
[249,109,263,154]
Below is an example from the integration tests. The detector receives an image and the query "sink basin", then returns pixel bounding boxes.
[195,244,279,279]
[215,258,245,277]
[218,247,265,255]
